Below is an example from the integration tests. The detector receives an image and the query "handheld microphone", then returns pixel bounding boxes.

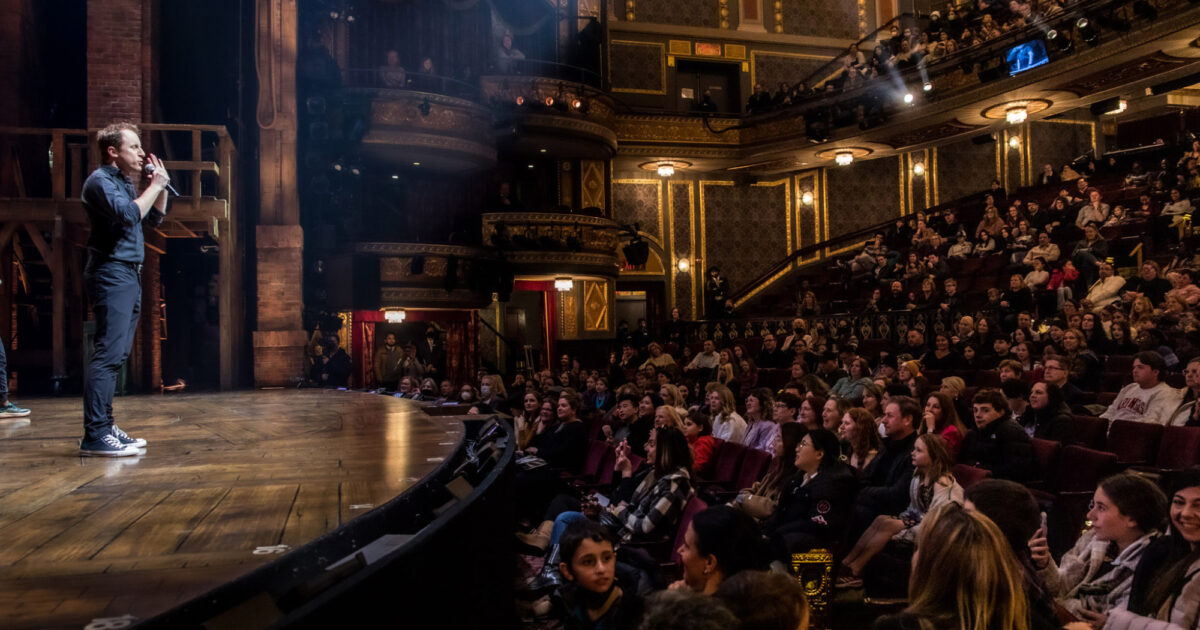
[144,163,179,196]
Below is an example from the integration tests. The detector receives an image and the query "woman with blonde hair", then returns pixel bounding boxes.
[654,404,684,431]
[705,383,746,444]
[871,503,1030,630]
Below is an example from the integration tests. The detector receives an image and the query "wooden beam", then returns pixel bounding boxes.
[21,222,55,271]
[51,216,65,381]
[161,160,219,174]
[0,198,228,223]
[0,223,20,254]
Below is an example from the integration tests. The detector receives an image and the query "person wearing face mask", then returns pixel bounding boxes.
[478,374,510,415]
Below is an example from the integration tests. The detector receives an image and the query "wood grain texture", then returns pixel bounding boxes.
[0,390,463,630]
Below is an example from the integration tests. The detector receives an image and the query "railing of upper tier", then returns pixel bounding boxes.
[487,58,604,89]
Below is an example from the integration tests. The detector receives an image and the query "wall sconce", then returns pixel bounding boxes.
[1008,135,1021,150]
[912,162,926,176]
[801,190,815,205]
[677,258,691,272]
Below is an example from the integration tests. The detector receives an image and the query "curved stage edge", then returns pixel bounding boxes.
[0,391,515,630]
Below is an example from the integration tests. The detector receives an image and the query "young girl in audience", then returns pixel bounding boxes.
[682,410,719,477]
[730,423,805,521]
[1030,473,1167,620]
[871,503,1030,630]
[839,434,963,587]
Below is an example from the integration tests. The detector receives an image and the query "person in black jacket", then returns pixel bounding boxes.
[959,389,1036,482]
[854,397,919,536]
[1017,382,1073,441]
[517,388,591,522]
[764,428,858,564]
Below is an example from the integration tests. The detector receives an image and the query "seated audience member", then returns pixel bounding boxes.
[1019,382,1074,441]
[947,231,974,259]
[683,410,719,478]
[855,397,920,530]
[830,358,873,403]
[607,393,641,447]
[773,391,803,426]
[1071,223,1109,288]
[641,343,676,371]
[742,388,779,452]
[1122,261,1172,306]
[1043,356,1087,409]
[920,391,967,457]
[963,480,1061,630]
[479,374,510,414]
[1082,260,1125,314]
[755,333,792,369]
[637,589,739,630]
[1024,257,1050,290]
[764,429,858,563]
[517,389,590,521]
[798,396,825,432]
[1166,268,1200,307]
[706,384,747,444]
[513,391,543,449]
[715,571,810,630]
[655,405,685,432]
[551,519,644,629]
[870,504,1031,630]
[673,506,765,595]
[1104,468,1200,630]
[1023,231,1061,266]
[840,434,963,586]
[1076,189,1112,230]
[1168,357,1200,427]
[922,333,961,371]
[1100,351,1181,426]
[959,388,1036,482]
[378,49,407,87]
[1002,379,1032,426]
[839,408,881,476]
[821,397,849,433]
[731,423,805,521]
[1028,473,1167,619]
[686,340,720,373]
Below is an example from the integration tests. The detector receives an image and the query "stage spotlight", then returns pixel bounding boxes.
[902,92,915,105]
[1076,17,1099,45]
[515,95,525,106]
[922,81,933,92]
[1046,28,1073,51]
[1133,0,1157,20]
[331,160,345,172]
[350,166,362,176]
[571,98,583,109]
[544,96,555,107]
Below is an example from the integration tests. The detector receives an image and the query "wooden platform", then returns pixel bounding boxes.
[0,390,464,630]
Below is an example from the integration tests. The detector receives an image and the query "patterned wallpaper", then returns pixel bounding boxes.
[1030,121,1095,177]
[826,156,901,240]
[702,182,789,292]
[610,41,666,93]
[797,172,821,251]
[752,53,829,92]
[671,182,695,318]
[633,0,722,28]
[613,181,663,246]
[936,137,996,204]
[781,0,858,39]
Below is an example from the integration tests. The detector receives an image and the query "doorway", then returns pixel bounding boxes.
[675,59,742,114]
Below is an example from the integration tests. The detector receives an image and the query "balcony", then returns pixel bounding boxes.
[482,60,618,159]
[325,243,500,311]
[482,211,621,278]
[344,70,496,172]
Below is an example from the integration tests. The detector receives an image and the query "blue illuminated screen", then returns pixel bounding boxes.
[1005,40,1049,75]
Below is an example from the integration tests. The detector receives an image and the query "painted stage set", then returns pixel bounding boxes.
[0,390,494,630]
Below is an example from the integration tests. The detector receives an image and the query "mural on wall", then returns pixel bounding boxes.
[613,180,664,246]
[825,156,901,241]
[701,180,790,292]
[751,52,829,93]
[780,0,858,39]
[633,0,726,28]
[936,136,997,203]
[610,41,667,94]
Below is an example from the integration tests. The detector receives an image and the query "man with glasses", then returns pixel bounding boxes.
[1042,356,1086,410]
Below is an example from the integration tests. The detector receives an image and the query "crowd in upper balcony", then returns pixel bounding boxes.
[747,0,1081,115]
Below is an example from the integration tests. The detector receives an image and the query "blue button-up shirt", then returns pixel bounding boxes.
[81,164,165,264]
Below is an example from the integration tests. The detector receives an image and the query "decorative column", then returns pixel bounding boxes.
[252,0,309,386]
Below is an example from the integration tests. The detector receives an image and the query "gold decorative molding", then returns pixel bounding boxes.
[669,39,692,55]
[614,114,742,145]
[360,130,496,163]
[561,292,580,337]
[725,44,747,59]
[584,280,610,331]
[380,287,491,308]
[581,160,607,209]
[731,178,792,308]
[356,242,491,257]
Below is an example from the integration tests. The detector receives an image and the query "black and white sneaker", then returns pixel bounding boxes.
[80,433,140,457]
[111,424,147,448]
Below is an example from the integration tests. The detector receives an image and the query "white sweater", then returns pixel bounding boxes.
[1101,382,1182,426]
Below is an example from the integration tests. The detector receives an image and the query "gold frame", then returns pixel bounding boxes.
[610,40,668,94]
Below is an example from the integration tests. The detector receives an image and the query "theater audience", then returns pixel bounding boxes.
[1100,351,1181,425]
[959,389,1035,482]
[855,396,919,531]
[551,519,644,629]
[764,429,858,564]
[920,391,967,457]
[839,407,881,475]
[706,384,747,444]
[730,423,805,521]
[742,388,779,452]
[672,506,764,595]
[683,410,719,477]
[714,571,809,630]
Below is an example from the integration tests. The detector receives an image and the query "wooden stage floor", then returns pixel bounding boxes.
[0,390,464,630]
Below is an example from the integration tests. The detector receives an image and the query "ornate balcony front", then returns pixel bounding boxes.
[325,243,501,311]
[482,212,621,278]
[482,65,618,159]
[348,74,497,172]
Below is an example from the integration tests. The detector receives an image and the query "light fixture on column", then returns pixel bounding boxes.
[554,277,574,292]
[1006,106,1028,125]
[801,189,815,205]
[657,162,676,177]
[677,258,691,272]
[912,162,926,176]
[1008,135,1022,149]
[835,151,854,166]
[383,309,406,323]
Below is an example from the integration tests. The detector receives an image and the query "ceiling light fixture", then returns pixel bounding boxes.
[1006,106,1028,125]
[835,151,854,166]
[657,162,676,177]
[554,277,574,292]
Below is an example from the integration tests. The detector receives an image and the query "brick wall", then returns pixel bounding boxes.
[86,0,151,126]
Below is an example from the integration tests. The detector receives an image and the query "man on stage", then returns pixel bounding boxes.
[79,123,170,456]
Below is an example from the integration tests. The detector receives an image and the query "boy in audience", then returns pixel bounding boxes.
[1100,350,1180,425]
[552,519,643,629]
[959,389,1035,482]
